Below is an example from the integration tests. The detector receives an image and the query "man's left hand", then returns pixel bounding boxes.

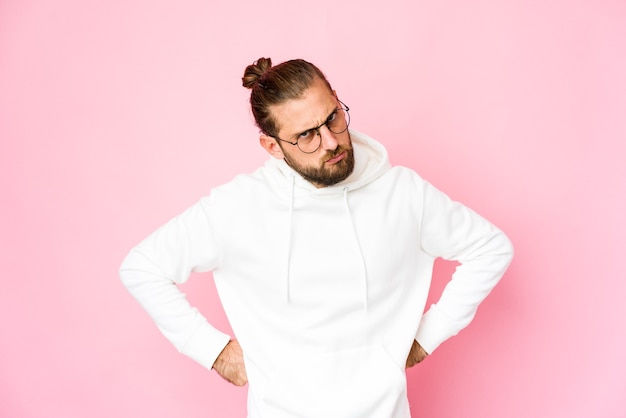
[406,340,429,368]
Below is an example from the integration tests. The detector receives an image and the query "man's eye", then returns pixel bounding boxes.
[298,130,313,140]
[327,111,338,123]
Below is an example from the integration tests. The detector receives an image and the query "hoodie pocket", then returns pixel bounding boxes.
[259,344,409,418]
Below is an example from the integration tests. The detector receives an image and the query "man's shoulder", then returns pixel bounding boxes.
[204,164,275,201]
[382,165,425,184]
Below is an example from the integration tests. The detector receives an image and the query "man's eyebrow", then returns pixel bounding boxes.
[292,106,337,138]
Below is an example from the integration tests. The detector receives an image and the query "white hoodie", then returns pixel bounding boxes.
[120,130,513,418]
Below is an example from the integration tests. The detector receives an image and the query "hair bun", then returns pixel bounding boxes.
[242,57,273,89]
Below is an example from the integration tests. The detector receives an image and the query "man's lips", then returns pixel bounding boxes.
[326,151,346,164]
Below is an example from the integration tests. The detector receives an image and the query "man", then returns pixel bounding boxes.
[120,57,513,418]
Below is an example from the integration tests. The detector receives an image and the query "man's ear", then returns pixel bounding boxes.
[259,134,284,159]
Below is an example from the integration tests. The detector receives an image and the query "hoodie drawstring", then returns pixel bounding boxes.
[285,174,295,303]
[343,187,369,311]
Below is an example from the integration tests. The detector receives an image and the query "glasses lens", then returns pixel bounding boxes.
[297,131,320,153]
[328,106,350,135]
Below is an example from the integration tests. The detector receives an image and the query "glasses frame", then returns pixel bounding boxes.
[272,100,350,154]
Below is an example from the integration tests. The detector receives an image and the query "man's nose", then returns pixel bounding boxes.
[318,126,338,151]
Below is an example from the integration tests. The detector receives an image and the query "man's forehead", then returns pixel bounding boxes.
[273,82,336,136]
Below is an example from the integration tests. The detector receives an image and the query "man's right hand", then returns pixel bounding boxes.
[212,339,248,386]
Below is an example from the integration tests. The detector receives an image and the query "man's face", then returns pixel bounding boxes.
[263,78,354,188]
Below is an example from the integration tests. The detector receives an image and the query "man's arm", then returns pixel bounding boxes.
[415,179,514,354]
[119,198,231,371]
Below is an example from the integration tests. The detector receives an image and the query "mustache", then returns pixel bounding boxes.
[323,145,351,160]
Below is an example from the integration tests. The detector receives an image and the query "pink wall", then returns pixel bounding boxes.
[1,0,624,416]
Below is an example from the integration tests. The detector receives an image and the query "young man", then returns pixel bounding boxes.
[120,57,513,417]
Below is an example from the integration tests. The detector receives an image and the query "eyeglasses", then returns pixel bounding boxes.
[273,101,350,154]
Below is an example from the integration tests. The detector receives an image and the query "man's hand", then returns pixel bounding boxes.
[212,339,248,386]
[406,339,429,368]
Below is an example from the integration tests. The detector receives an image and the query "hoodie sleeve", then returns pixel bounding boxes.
[415,179,514,354]
[119,197,231,370]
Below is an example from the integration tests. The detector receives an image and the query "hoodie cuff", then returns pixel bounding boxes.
[181,324,231,370]
[415,304,462,355]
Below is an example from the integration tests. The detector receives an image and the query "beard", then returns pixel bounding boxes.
[283,143,355,187]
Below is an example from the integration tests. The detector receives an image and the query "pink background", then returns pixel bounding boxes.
[1,0,625,417]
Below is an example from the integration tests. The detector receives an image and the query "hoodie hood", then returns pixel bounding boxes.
[264,129,391,196]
